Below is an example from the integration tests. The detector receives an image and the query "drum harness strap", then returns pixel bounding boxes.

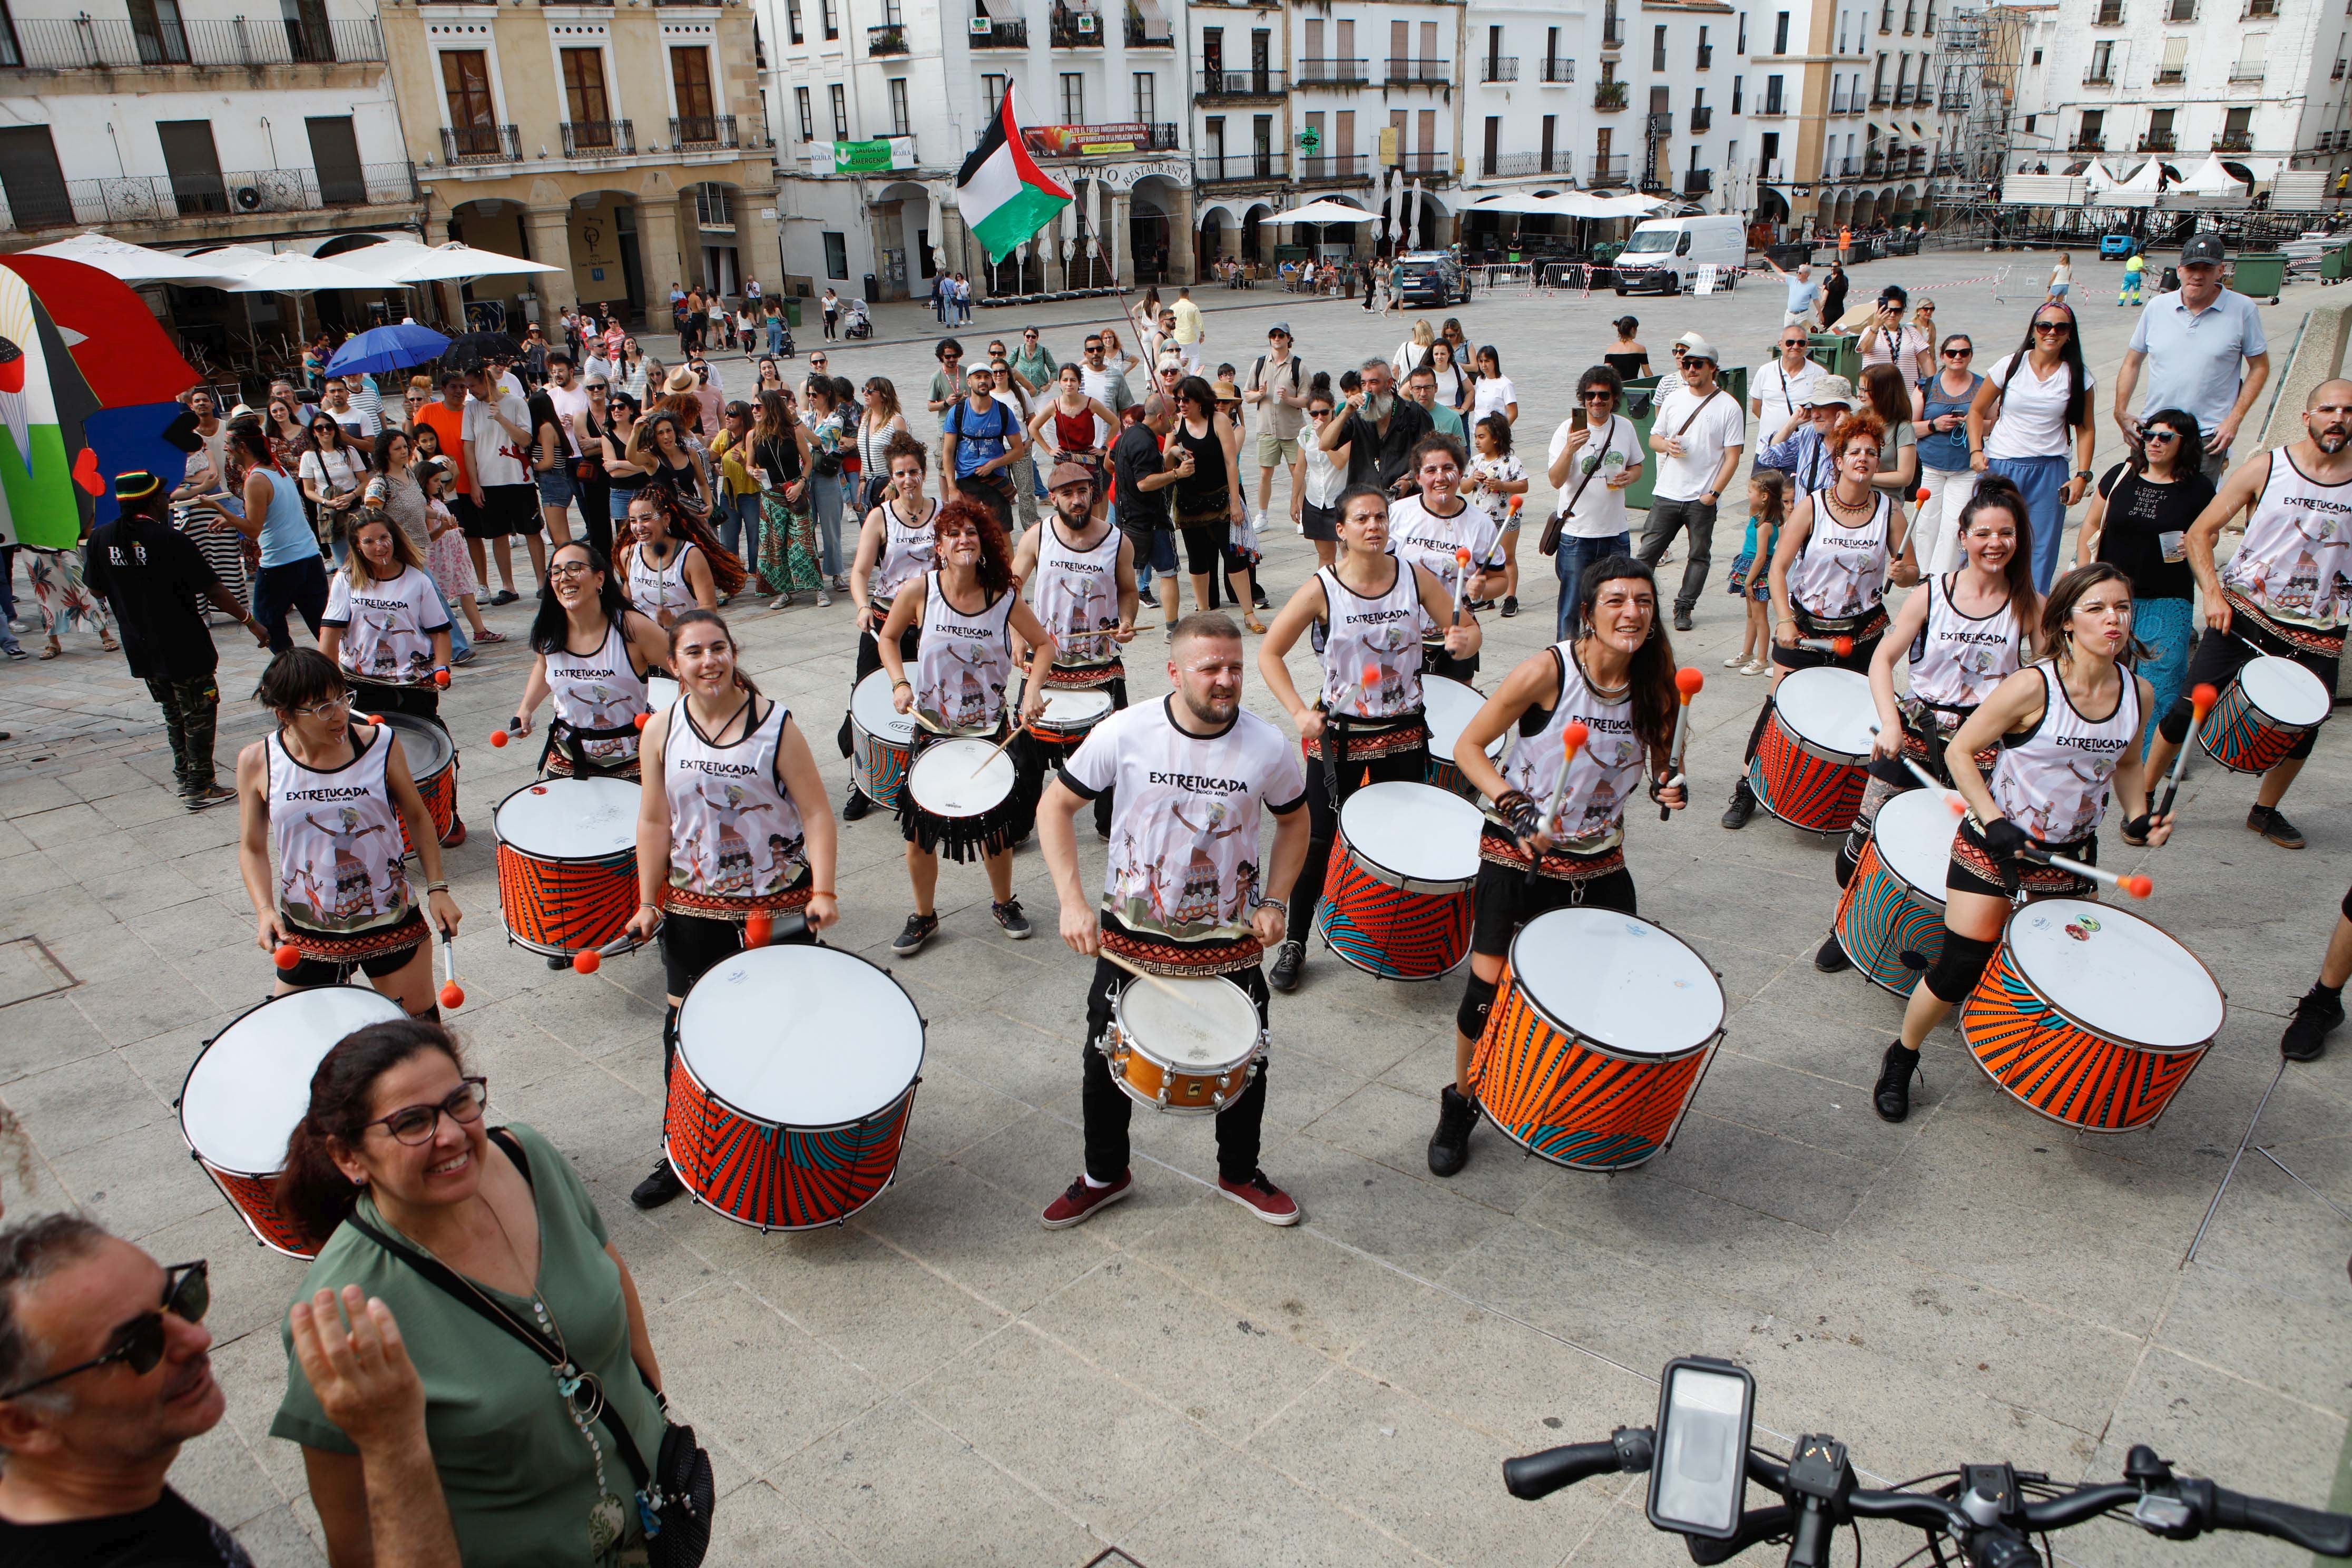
[542,718,641,779]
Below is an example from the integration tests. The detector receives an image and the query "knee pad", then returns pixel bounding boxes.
[662,1004,680,1076]
[1457,972,1500,1041]
[2157,699,2194,746]
[2290,724,2319,761]
[1925,933,1999,1005]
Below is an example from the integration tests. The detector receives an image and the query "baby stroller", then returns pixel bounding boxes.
[842,298,874,339]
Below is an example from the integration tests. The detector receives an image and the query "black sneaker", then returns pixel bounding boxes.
[992,898,1032,939]
[2248,805,2307,849]
[1427,1084,1480,1177]
[1814,934,1853,974]
[630,1159,685,1209]
[1500,595,1519,618]
[842,787,872,822]
[1673,606,1694,632]
[489,589,520,606]
[1268,938,1305,992]
[892,912,939,956]
[1873,1043,1920,1123]
[1138,585,1159,609]
[2281,987,2346,1062]
[1721,780,1757,830]
[183,783,238,812]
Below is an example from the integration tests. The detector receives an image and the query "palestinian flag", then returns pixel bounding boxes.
[956,86,1072,264]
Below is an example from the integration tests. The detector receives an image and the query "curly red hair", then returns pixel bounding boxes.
[1830,408,1888,458]
[934,497,1016,598]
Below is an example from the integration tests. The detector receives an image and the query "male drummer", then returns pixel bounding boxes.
[1012,463,1139,838]
[1035,612,1311,1227]
[2142,380,2352,850]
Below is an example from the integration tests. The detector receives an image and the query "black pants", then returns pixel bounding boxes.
[252,554,329,654]
[1287,738,1432,945]
[1081,958,1270,1183]
[148,672,221,792]
[578,476,613,560]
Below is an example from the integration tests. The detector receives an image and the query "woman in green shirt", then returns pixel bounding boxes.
[271,1020,668,1567]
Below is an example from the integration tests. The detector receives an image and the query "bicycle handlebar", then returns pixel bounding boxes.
[1502,1428,1654,1501]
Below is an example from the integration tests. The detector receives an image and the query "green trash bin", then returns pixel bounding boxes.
[784,297,803,328]
[2229,253,2287,304]
[1618,366,1746,515]
[2322,243,2352,285]
[1805,332,1862,384]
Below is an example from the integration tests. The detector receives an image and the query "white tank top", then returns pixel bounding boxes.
[1317,557,1425,717]
[1786,487,1893,622]
[545,618,649,766]
[914,571,1017,734]
[326,565,445,687]
[1034,518,1123,668]
[1492,644,1648,853]
[1907,574,2028,720]
[662,698,807,899]
[2222,448,2352,631]
[267,725,413,932]
[871,496,938,607]
[1989,661,2141,845]
[627,539,698,628]
[1387,494,1497,644]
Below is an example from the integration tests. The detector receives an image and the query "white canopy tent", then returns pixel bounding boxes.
[2081,160,2122,199]
[2108,157,2172,207]
[327,239,563,285]
[1262,199,1378,223]
[19,232,244,286]
[2171,154,2250,198]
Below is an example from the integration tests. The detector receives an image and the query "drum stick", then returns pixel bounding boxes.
[1525,722,1590,886]
[1099,947,1203,1005]
[437,930,465,1011]
[1796,635,1855,657]
[2155,682,2219,821]
[968,719,1027,778]
[2020,847,2154,899]
[1661,668,1704,821]
[1451,547,1472,625]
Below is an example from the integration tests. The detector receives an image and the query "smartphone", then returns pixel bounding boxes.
[1571,406,1588,432]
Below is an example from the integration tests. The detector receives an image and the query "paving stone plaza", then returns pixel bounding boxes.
[3,251,2348,1566]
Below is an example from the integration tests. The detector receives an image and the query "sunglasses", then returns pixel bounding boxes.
[2142,428,2183,443]
[0,1261,210,1399]
[1943,347,1973,357]
[366,1077,489,1145]
[1781,340,1807,348]
[1582,390,1616,402]
[811,358,828,366]
[2033,320,2072,334]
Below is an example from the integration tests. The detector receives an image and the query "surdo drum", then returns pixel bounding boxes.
[1832,786,1956,997]
[1747,667,1875,833]
[1314,781,1483,980]
[2197,655,2330,776]
[381,711,458,855]
[1421,675,1510,798]
[494,777,650,958]
[848,669,919,809]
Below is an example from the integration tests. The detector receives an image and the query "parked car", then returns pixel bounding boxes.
[1392,251,1474,305]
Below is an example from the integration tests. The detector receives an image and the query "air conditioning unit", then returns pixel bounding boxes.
[236,185,263,211]
[969,16,992,33]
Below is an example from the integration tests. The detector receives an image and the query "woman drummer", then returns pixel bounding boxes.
[234,648,460,1013]
[876,497,1054,957]
[1385,433,1501,682]
[620,607,839,1208]
[1723,409,1917,829]
[504,540,669,783]
[838,431,938,821]
[1814,475,2041,974]
[1871,563,2171,1123]
[317,511,451,722]
[1425,556,1684,1176]
[1257,483,1480,993]
[619,480,720,631]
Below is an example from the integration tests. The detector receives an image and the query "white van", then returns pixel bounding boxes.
[1611,215,1747,295]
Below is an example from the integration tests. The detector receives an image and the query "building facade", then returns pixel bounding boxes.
[1743,0,1960,235]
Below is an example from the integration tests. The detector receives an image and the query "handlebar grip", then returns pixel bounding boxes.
[2213,1488,2352,1556]
[1503,1441,1626,1501]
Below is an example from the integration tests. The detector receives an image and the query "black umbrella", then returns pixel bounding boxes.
[441,330,522,373]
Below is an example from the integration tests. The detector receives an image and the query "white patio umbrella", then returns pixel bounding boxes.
[329,240,563,285]
[1586,192,1669,219]
[209,248,394,344]
[1404,178,1424,250]
[18,231,245,286]
[1262,199,1379,223]
[1463,191,1570,215]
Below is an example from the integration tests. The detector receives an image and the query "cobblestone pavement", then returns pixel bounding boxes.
[2,252,2347,1566]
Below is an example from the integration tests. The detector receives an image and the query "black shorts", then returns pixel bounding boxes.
[1300,501,1338,543]
[660,905,816,998]
[1946,814,2098,901]
[280,908,428,988]
[2177,605,2340,761]
[1468,856,1637,957]
[486,482,544,538]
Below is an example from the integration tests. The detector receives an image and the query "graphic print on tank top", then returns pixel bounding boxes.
[1907,574,2027,719]
[1787,488,1892,621]
[871,499,938,607]
[1989,662,2141,845]
[326,567,445,687]
[269,726,413,932]
[1035,519,1123,666]
[913,571,1016,733]
[1388,495,1499,642]
[546,619,649,763]
[2222,450,2352,630]
[1317,559,1424,715]
[628,540,697,628]
[1490,645,1646,849]
[664,700,807,897]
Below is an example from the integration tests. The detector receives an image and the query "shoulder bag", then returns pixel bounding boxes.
[1540,415,1628,557]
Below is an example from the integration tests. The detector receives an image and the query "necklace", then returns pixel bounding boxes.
[1824,485,1875,517]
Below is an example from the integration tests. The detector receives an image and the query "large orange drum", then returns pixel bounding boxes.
[382,712,459,855]
[494,777,648,958]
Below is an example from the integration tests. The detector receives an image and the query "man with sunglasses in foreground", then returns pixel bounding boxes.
[0,1215,457,1565]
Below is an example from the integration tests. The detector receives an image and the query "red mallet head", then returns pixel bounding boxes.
[489,729,509,748]
[1946,793,1966,815]
[2190,682,2219,714]
[1675,666,1706,699]
[1360,662,1380,691]
[633,711,651,731]
[1831,636,1855,658]
[438,981,465,1010]
[1506,493,1525,516]
[2123,874,2154,899]
[1454,546,1472,567]
[572,949,602,975]
[433,669,450,690]
[274,943,301,969]
[365,714,385,726]
[1562,721,1592,754]
[1916,487,1931,505]
[744,909,773,948]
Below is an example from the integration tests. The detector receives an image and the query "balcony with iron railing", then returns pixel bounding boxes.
[1601,22,1625,51]
[1198,67,1286,97]
[1540,55,1574,82]
[1645,111,1671,138]
[1695,43,1713,68]
[1297,56,1370,84]
[1392,150,1453,180]
[867,23,907,55]
[2336,59,2347,79]
[0,163,420,232]
[1834,154,1858,176]
[1757,93,1787,115]
[1591,154,1629,184]
[1940,88,1969,108]
[442,124,521,164]
[2140,129,2176,151]
[2154,65,2186,83]
[1481,55,1518,81]
[1384,56,1451,84]
[1048,11,1104,46]
[1871,84,1892,104]
[561,120,636,158]
[1683,168,1712,194]
[2,14,384,69]
[968,18,1028,47]
[1864,149,1887,175]
[1594,80,1628,109]
[1481,149,1572,177]
[1195,152,1288,184]
[1298,153,1371,182]
[1690,105,1713,131]
[2070,131,2105,150]
[671,114,738,148]
[2214,130,2253,150]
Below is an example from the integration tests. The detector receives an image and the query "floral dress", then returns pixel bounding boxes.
[25,542,112,643]
[753,433,825,596]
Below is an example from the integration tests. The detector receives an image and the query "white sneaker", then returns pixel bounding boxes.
[1741,659,1768,675]
[816,591,833,607]
[1723,652,1747,667]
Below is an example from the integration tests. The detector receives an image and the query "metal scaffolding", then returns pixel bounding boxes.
[1932,4,2051,226]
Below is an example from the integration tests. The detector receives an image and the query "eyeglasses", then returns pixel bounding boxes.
[549,561,597,579]
[0,1261,209,1400]
[2033,320,2072,335]
[289,693,355,719]
[365,1077,488,1145]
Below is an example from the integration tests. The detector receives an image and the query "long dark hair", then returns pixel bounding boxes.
[2133,406,2203,481]
[934,497,1015,597]
[529,540,630,653]
[368,427,412,476]
[277,1020,465,1247]
[2042,561,2146,664]
[2008,301,2090,430]
[1951,474,2041,630]
[633,479,748,597]
[1573,554,1677,755]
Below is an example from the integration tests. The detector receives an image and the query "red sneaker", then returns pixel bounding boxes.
[1217,1169,1301,1226]
[1041,1171,1133,1229]
[441,818,467,848]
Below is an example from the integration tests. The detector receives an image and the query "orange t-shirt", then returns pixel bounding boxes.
[411,401,470,491]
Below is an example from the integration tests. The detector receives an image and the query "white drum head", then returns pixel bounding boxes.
[2237,656,2330,727]
[495,777,639,859]
[648,675,682,714]
[907,738,1015,816]
[851,669,918,743]
[1422,676,1509,763]
[1117,974,1263,1073]
[1870,788,1958,901]
[2002,900,2223,1050]
[1510,908,1724,1057]
[678,946,924,1124]
[182,987,405,1173]
[1339,781,1483,886]
[1039,689,1114,727]
[379,712,452,775]
[1773,668,1875,759]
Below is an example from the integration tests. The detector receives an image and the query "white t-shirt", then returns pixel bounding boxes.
[1304,439,1346,508]
[1427,362,1469,409]
[1391,339,1433,380]
[547,382,590,457]
[1389,495,1501,638]
[1983,352,2092,461]
[1649,383,1746,503]
[1470,375,1517,423]
[323,564,450,687]
[1749,357,1827,425]
[465,390,534,487]
[1548,414,1645,538]
[298,446,365,499]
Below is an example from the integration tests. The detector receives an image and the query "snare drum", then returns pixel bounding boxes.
[178,986,405,1257]
[1314,781,1483,979]
[2197,655,2330,776]
[1102,972,1266,1114]
[1471,908,1724,1171]
[1960,899,2223,1132]
[381,712,459,855]
[848,669,919,809]
[1832,787,1955,997]
[495,777,647,958]
[1422,675,1509,798]
[903,734,1026,861]
[666,945,925,1229]
[1748,667,1874,833]
[1029,688,1116,751]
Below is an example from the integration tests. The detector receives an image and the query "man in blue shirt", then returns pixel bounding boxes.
[2114,233,2271,480]
[1762,256,1821,327]
[942,364,1027,528]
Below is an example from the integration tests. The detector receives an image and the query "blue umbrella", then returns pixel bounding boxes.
[325,322,452,376]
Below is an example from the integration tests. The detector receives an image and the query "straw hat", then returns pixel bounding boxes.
[663,367,698,396]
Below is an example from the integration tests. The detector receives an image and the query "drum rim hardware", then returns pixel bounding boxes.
[1982,898,2226,1057]
[1504,909,1728,1063]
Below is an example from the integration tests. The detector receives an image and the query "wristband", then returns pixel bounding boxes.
[1258,896,1288,916]
[891,679,911,690]
[425,880,450,894]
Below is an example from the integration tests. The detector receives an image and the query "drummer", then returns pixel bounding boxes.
[620,482,718,631]
[1428,556,1685,1177]
[1034,612,1312,1228]
[1723,409,1916,829]
[1814,475,2040,974]
[621,607,838,1208]
[505,540,669,780]
[839,432,938,821]
[1011,462,1139,838]
[1871,563,2171,1123]
[1386,433,1500,682]
[234,648,460,1013]
[876,498,1054,957]
[1257,484,1481,993]
[2140,381,2352,852]
[317,512,451,722]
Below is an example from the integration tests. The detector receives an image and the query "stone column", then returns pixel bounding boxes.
[1109,188,1131,288]
[1167,182,1197,284]
[634,192,687,326]
[523,201,578,321]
